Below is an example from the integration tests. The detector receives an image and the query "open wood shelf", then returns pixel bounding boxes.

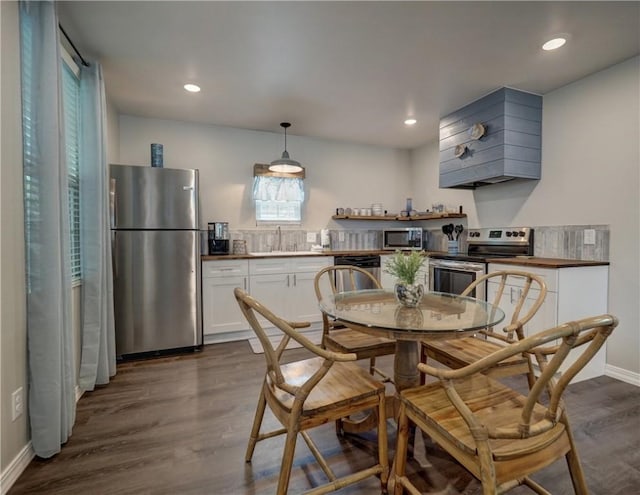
[332,213,466,221]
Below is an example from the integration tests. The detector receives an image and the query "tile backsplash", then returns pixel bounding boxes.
[426,225,609,261]
[226,224,609,261]
[533,225,609,261]
[228,228,382,253]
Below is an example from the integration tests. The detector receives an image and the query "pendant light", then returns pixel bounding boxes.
[269,122,303,173]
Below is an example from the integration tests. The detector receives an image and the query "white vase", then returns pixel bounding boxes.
[394,282,424,308]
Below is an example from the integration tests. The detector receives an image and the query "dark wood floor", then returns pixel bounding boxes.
[8,341,640,495]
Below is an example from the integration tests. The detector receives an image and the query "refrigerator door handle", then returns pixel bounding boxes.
[110,177,117,228]
[182,185,194,191]
[112,230,118,278]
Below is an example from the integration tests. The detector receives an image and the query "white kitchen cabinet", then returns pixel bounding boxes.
[488,263,609,382]
[486,275,555,340]
[202,256,334,345]
[379,253,428,290]
[249,256,334,327]
[202,259,249,341]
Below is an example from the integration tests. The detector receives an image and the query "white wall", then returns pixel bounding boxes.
[412,57,640,375]
[106,98,120,164]
[1,0,29,475]
[409,142,475,223]
[118,116,412,230]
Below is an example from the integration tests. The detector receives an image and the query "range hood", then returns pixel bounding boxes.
[439,87,542,189]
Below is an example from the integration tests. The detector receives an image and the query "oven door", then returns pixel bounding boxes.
[428,258,486,300]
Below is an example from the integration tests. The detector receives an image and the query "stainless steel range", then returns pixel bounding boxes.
[429,227,534,300]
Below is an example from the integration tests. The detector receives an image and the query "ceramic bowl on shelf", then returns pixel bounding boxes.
[371,203,384,216]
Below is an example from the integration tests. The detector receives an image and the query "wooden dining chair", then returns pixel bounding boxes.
[420,270,547,386]
[394,314,618,495]
[234,288,389,495]
[314,265,396,382]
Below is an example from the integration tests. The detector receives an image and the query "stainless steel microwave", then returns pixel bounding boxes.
[383,228,425,250]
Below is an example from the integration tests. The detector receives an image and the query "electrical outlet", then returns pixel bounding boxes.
[306,232,317,243]
[583,229,596,245]
[12,387,23,421]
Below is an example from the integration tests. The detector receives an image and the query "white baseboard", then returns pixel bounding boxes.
[0,442,34,495]
[0,386,84,494]
[605,364,640,386]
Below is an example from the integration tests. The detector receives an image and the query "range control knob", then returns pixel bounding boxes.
[512,231,520,237]
[505,231,512,237]
[518,231,526,237]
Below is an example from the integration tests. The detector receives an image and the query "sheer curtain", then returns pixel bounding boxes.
[77,62,116,391]
[19,0,76,457]
[252,175,305,201]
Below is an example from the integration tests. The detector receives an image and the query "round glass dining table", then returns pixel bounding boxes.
[319,289,505,392]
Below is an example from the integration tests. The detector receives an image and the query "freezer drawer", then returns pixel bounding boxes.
[112,230,202,356]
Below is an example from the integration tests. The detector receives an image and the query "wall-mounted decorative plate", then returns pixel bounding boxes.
[454,144,467,158]
[469,122,486,140]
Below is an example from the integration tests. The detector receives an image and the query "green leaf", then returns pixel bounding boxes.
[383,250,426,285]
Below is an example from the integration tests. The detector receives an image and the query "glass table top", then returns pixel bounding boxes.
[319,289,505,339]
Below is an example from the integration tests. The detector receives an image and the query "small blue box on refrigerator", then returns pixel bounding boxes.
[151,143,163,167]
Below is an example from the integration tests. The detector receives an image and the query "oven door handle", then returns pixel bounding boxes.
[429,260,485,271]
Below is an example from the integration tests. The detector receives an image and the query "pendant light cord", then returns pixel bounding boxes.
[280,122,291,153]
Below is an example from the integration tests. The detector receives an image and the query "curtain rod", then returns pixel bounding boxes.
[58,23,89,67]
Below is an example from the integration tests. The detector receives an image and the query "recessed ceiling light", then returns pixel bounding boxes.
[542,37,567,51]
[404,118,417,126]
[183,83,201,93]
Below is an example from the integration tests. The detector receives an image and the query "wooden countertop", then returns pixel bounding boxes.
[487,257,609,268]
[201,249,389,261]
[201,249,432,261]
[201,252,609,268]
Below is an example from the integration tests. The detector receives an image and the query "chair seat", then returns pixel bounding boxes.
[267,357,386,416]
[324,328,396,358]
[423,336,528,370]
[401,373,566,460]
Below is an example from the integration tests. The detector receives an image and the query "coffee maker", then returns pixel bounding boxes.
[208,222,230,255]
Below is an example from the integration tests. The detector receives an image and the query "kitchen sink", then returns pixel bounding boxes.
[250,250,325,257]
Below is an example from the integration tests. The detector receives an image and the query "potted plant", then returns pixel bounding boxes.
[384,250,427,307]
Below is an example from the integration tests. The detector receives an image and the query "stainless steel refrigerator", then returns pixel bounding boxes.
[110,164,202,358]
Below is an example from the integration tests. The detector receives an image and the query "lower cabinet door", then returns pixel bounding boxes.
[487,281,556,340]
[249,273,290,328]
[289,271,323,323]
[202,275,248,335]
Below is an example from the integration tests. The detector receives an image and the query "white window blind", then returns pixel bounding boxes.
[21,10,82,284]
[61,59,82,281]
[20,7,40,292]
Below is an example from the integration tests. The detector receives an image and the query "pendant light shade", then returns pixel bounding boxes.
[270,122,304,173]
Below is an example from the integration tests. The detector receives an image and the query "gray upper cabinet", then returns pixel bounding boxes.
[439,88,542,189]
